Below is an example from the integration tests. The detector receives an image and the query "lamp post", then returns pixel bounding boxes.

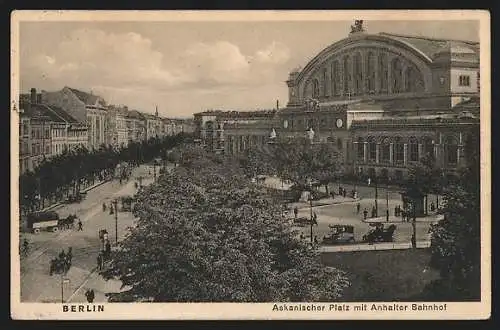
[308,179,314,243]
[386,178,390,222]
[113,199,118,244]
[369,176,378,217]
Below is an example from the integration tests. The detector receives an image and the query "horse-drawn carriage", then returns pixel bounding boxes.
[322,224,355,245]
[362,223,397,243]
[26,212,79,234]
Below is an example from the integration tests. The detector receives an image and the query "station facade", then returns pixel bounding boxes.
[194,23,480,181]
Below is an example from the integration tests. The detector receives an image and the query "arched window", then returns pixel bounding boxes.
[331,61,340,96]
[405,67,413,92]
[368,137,377,161]
[357,137,364,160]
[353,53,363,95]
[423,137,434,158]
[343,56,351,95]
[380,137,390,162]
[409,137,419,161]
[322,68,328,97]
[367,52,376,93]
[391,58,403,93]
[394,137,405,164]
[379,53,388,93]
[312,79,320,98]
[337,137,343,150]
[445,135,458,165]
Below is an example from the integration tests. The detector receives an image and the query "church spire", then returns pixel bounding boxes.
[155,105,158,117]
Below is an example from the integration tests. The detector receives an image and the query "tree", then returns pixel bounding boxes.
[102,151,349,302]
[423,128,481,301]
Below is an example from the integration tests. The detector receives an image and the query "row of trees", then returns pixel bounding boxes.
[237,137,343,195]
[102,145,350,302]
[20,133,191,213]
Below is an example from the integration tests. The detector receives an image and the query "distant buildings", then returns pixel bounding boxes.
[18,86,193,174]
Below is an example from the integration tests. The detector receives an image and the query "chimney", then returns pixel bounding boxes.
[30,88,37,104]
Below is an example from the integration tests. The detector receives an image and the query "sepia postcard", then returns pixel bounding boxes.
[10,10,491,320]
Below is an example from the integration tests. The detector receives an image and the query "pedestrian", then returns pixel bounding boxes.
[394,205,398,217]
[77,219,83,231]
[356,203,361,214]
[105,241,111,259]
[338,187,342,195]
[66,247,73,267]
[58,249,66,260]
[402,210,406,222]
[313,212,318,226]
[293,206,298,219]
[363,208,368,220]
[386,209,389,222]
[85,289,95,303]
[331,191,335,199]
[102,203,106,212]
[22,239,29,255]
[97,253,103,271]
[314,236,318,244]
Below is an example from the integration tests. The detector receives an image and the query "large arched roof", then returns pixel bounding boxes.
[295,32,479,82]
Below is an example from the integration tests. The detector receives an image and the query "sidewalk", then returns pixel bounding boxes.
[319,240,431,253]
[38,179,111,213]
[363,214,444,224]
[288,196,360,211]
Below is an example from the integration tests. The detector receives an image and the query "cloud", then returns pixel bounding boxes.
[254,41,291,64]
[20,28,292,114]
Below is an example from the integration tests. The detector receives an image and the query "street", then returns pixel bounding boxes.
[291,195,436,245]
[20,164,156,303]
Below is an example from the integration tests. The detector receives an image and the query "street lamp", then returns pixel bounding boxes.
[386,177,390,222]
[307,179,314,243]
[368,176,378,217]
[113,199,118,244]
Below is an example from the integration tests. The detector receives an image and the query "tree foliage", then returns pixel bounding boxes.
[102,148,349,302]
[423,128,481,300]
[19,133,191,213]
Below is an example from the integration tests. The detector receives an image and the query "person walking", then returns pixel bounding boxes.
[386,209,390,222]
[97,253,103,271]
[77,219,83,231]
[313,236,318,245]
[394,205,399,217]
[66,247,73,267]
[313,212,318,226]
[293,206,298,219]
[356,202,361,214]
[363,208,368,220]
[102,203,106,212]
[343,189,346,198]
[85,289,95,303]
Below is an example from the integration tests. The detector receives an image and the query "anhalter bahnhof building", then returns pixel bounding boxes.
[193,23,480,182]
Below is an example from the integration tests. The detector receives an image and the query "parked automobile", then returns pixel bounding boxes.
[322,224,355,245]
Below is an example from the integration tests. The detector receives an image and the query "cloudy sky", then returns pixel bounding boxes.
[19,19,479,118]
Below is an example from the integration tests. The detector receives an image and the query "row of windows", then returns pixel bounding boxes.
[311,52,425,98]
[31,143,51,156]
[31,128,50,140]
[459,75,471,87]
[356,137,460,165]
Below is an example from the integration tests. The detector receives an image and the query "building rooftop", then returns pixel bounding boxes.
[194,109,278,118]
[378,32,479,59]
[65,86,107,107]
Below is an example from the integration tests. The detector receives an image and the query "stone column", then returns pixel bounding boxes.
[389,143,394,164]
[403,143,408,165]
[363,142,368,163]
[374,50,380,94]
[361,51,368,95]
[375,143,380,164]
[418,143,423,161]
[401,65,407,93]
[387,55,393,94]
